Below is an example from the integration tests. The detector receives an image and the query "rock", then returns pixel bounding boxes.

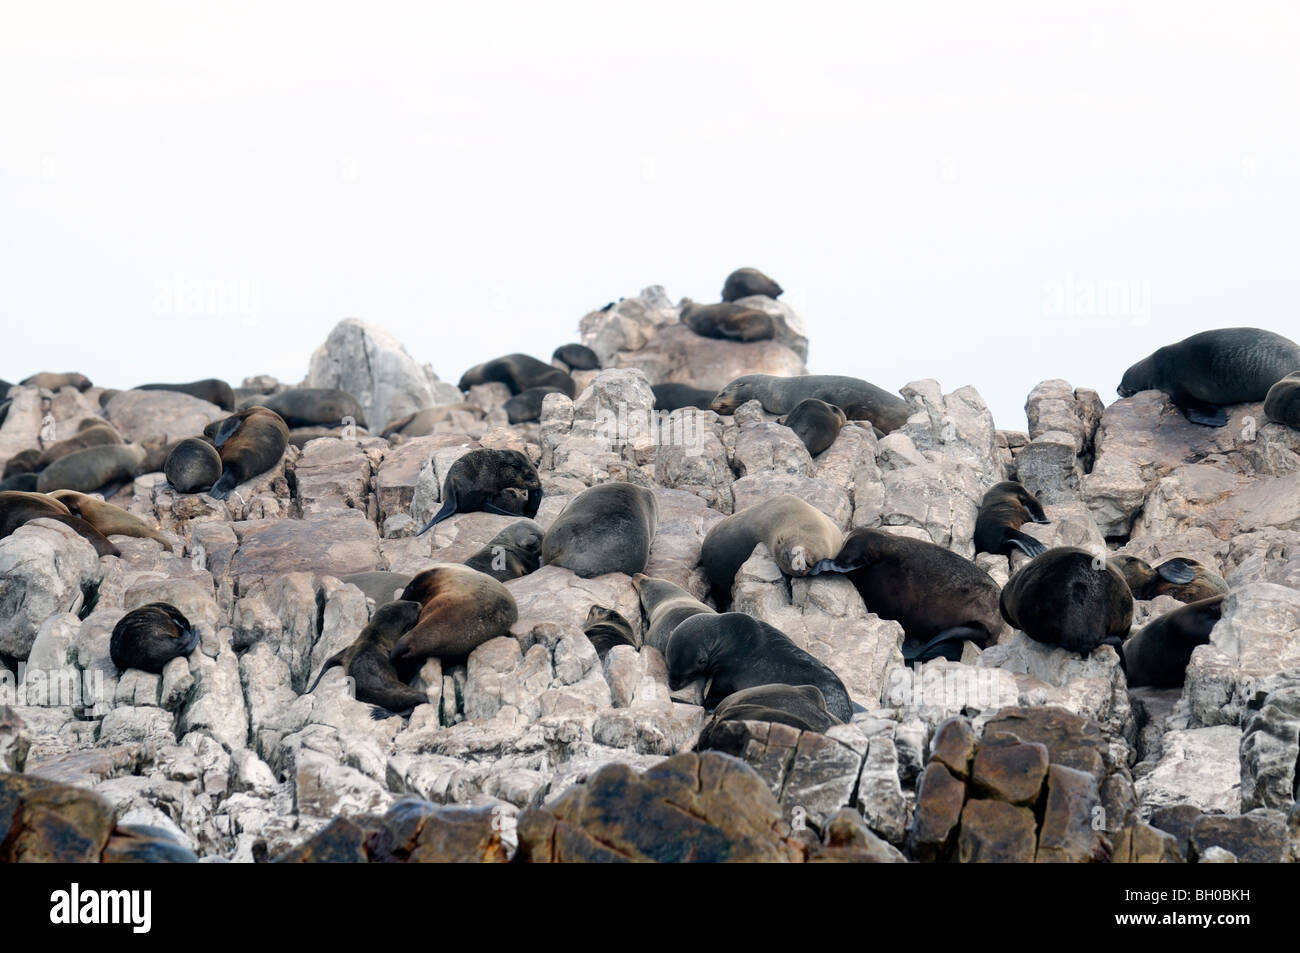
[0,521,101,658]
[1135,726,1242,818]
[0,772,116,862]
[1035,764,1107,862]
[970,741,1049,805]
[104,389,225,445]
[228,511,380,579]
[0,707,29,771]
[957,799,1038,863]
[813,807,906,863]
[1240,674,1300,812]
[930,717,977,779]
[909,762,966,862]
[1111,821,1183,863]
[1189,809,1289,864]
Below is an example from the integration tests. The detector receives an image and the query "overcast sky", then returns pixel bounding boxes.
[3,2,1299,429]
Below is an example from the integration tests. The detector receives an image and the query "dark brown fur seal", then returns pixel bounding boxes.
[540,482,658,578]
[1122,596,1224,688]
[1117,327,1300,427]
[679,299,777,342]
[34,423,123,470]
[48,490,175,551]
[665,612,853,721]
[136,379,236,411]
[583,605,637,658]
[652,383,717,411]
[811,527,1005,662]
[203,406,289,500]
[306,600,429,717]
[0,473,38,492]
[1264,371,1300,428]
[696,683,840,752]
[381,404,485,439]
[1000,547,1134,657]
[711,374,911,434]
[974,481,1050,558]
[163,438,223,493]
[36,443,147,494]
[632,572,714,653]
[391,564,518,665]
[1108,555,1228,604]
[552,344,600,372]
[4,448,40,477]
[0,490,120,556]
[110,603,199,673]
[504,387,564,424]
[463,519,543,581]
[418,449,542,534]
[779,398,846,456]
[20,372,92,391]
[241,388,367,428]
[721,267,783,302]
[458,353,575,397]
[700,495,842,604]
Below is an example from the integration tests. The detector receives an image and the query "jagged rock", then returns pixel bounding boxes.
[291,437,376,516]
[1111,821,1183,863]
[227,511,380,579]
[1189,809,1289,863]
[1240,673,1300,812]
[0,707,29,772]
[1134,725,1242,817]
[0,387,44,470]
[1035,763,1107,862]
[0,771,117,861]
[910,762,966,862]
[957,799,1037,863]
[812,807,907,863]
[0,521,101,658]
[970,741,1049,805]
[104,389,225,445]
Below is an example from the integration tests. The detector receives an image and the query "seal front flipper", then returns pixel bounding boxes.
[208,470,238,501]
[1179,401,1228,427]
[481,500,520,517]
[416,488,458,535]
[210,416,242,448]
[809,557,864,575]
[1155,558,1197,585]
[1006,531,1047,558]
[369,705,417,721]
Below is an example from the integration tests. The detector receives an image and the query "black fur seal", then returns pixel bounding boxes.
[721,267,783,302]
[203,406,289,501]
[665,612,853,721]
[164,438,223,493]
[1122,596,1224,688]
[341,571,414,608]
[711,374,911,434]
[652,382,716,411]
[552,344,601,372]
[999,547,1134,657]
[136,379,236,411]
[391,564,518,665]
[457,353,575,397]
[583,605,637,658]
[417,449,542,534]
[1117,327,1300,427]
[679,299,777,342]
[811,527,1005,662]
[504,386,564,424]
[631,572,714,653]
[463,519,543,581]
[696,683,841,752]
[306,600,429,718]
[20,372,92,391]
[110,603,199,673]
[1108,554,1228,604]
[1264,371,1300,428]
[242,388,367,429]
[0,490,120,556]
[36,443,147,494]
[779,398,846,456]
[0,473,38,492]
[540,482,658,578]
[700,495,842,603]
[974,481,1051,558]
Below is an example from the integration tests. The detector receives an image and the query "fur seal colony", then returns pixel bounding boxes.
[2,266,1295,862]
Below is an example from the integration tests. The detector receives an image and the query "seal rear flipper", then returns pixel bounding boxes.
[1005,531,1046,558]
[1180,401,1228,427]
[416,488,458,535]
[902,627,984,663]
[305,652,345,694]
[208,469,237,501]
[369,705,412,721]
[809,557,863,575]
[1155,558,1197,585]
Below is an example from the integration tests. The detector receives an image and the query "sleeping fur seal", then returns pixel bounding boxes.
[458,353,575,397]
[36,443,147,494]
[583,605,637,658]
[778,398,846,456]
[541,482,659,578]
[1122,596,1224,688]
[974,481,1050,558]
[721,267,783,302]
[711,374,910,434]
[418,449,542,534]
[49,490,175,552]
[136,379,236,411]
[1108,554,1228,604]
[20,372,92,392]
[700,495,842,604]
[110,603,199,673]
[679,299,777,342]
[203,406,289,501]
[390,564,518,665]
[34,423,123,470]
[1264,371,1300,429]
[305,600,429,717]
[552,344,601,372]
[632,572,714,654]
[0,490,120,556]
[462,519,544,581]
[652,383,717,411]
[163,438,223,493]
[696,683,840,752]
[1000,547,1134,657]
[241,388,367,429]
[504,387,564,424]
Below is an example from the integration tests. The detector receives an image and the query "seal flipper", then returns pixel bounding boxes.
[416,487,458,535]
[809,557,864,575]
[481,500,520,517]
[1180,401,1228,427]
[208,469,238,501]
[1005,531,1047,558]
[210,416,242,449]
[1155,558,1197,585]
[902,626,985,663]
[369,705,417,721]
[305,651,345,694]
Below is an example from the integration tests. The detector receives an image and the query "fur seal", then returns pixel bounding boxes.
[203,406,289,501]
[1118,327,1300,427]
[34,423,123,470]
[4,448,40,477]
[679,299,777,342]
[306,600,429,717]
[136,379,236,411]
[711,374,910,434]
[20,372,92,392]
[110,603,199,673]
[552,344,600,372]
[49,490,175,551]
[163,438,223,493]
[36,443,147,494]
[458,353,575,397]
[0,473,38,492]
[1108,554,1227,604]
[0,490,120,556]
[287,425,371,449]
[652,383,716,412]
[390,564,518,665]
[974,481,1050,558]
[242,388,367,429]
[999,547,1134,656]
[504,387,564,424]
[721,267,783,302]
[700,495,842,603]
[696,683,841,752]
[1121,596,1223,688]
[463,519,544,581]
[583,605,637,657]
[779,398,846,456]
[1264,371,1300,428]
[417,449,542,534]
[341,571,414,608]
[381,404,485,439]
[811,527,1005,662]
[541,482,659,578]
[631,572,714,653]
[665,612,853,721]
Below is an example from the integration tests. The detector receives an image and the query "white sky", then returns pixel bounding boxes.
[3,1,1299,429]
